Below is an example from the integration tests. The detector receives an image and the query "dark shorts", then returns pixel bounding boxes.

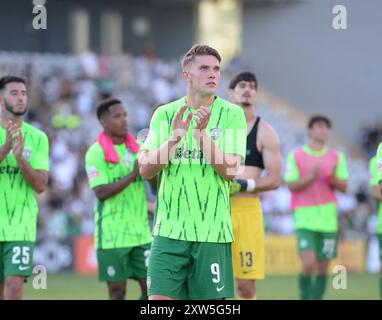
[296,229,338,261]
[147,236,234,300]
[96,243,151,282]
[0,241,35,283]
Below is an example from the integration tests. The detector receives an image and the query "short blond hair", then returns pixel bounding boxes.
[181,44,221,69]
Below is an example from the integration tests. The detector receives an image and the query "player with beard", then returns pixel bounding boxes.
[0,76,49,300]
[228,72,281,299]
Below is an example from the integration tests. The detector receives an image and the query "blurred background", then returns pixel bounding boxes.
[1,0,381,299]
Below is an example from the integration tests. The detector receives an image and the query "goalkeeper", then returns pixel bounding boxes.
[228,72,281,300]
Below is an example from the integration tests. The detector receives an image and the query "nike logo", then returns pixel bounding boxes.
[216,285,225,292]
[243,270,255,274]
[18,266,30,271]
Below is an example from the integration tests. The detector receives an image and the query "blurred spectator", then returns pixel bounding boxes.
[360,119,382,159]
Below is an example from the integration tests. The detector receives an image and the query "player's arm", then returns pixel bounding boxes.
[0,121,16,163]
[16,161,47,194]
[146,200,156,213]
[147,175,158,191]
[372,185,382,201]
[139,105,193,179]
[328,152,348,193]
[0,145,11,163]
[329,175,347,193]
[284,151,318,193]
[13,132,48,193]
[192,106,242,180]
[235,123,281,193]
[369,156,382,201]
[93,160,139,201]
[139,138,180,179]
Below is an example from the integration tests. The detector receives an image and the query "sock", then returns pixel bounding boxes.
[299,274,312,300]
[311,275,327,300]
[139,293,148,300]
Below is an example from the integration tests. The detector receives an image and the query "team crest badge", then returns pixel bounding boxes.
[210,128,222,141]
[87,166,99,180]
[22,147,32,160]
[107,266,116,277]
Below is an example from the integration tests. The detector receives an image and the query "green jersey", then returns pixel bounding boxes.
[141,96,247,243]
[85,141,151,250]
[377,143,382,184]
[0,122,49,242]
[284,145,348,232]
[370,155,382,234]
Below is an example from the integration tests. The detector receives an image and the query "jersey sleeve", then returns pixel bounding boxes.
[335,152,349,180]
[30,132,49,171]
[369,157,378,186]
[141,107,169,152]
[284,151,300,182]
[85,146,109,189]
[377,143,382,183]
[220,106,247,159]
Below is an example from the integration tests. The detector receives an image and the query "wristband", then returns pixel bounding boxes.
[236,179,256,192]
[246,179,256,192]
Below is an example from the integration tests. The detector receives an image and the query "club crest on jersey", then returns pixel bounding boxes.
[210,127,222,141]
[22,147,32,160]
[87,166,99,180]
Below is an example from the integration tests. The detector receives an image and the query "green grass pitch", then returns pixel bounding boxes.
[23,273,380,300]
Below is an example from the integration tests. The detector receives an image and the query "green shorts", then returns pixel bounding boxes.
[378,234,382,260]
[0,241,35,283]
[96,243,151,282]
[296,229,338,261]
[147,236,234,300]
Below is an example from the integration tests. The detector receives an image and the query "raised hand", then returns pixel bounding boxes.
[12,127,24,160]
[1,121,14,155]
[171,105,193,142]
[194,106,210,131]
[132,159,140,179]
[310,162,321,179]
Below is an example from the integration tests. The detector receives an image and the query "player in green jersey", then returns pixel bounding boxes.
[85,99,152,300]
[371,143,382,298]
[139,45,247,300]
[284,115,348,300]
[0,76,49,300]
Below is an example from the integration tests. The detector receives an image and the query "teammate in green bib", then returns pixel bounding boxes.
[0,76,49,300]
[85,99,151,300]
[371,142,382,299]
[139,45,247,300]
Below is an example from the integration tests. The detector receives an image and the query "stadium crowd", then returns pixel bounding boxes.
[0,50,376,245]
